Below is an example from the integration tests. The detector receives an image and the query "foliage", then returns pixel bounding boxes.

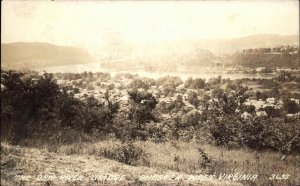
[99,143,148,166]
[259,106,282,118]
[282,98,300,114]
[1,70,119,143]
[156,76,183,88]
[241,105,256,114]
[112,90,159,141]
[1,70,299,154]
[128,78,150,90]
[184,77,206,89]
[127,90,158,123]
[186,91,200,108]
[230,49,300,68]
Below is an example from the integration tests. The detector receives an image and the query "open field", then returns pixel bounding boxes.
[1,139,300,186]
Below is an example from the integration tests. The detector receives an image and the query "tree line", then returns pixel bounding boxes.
[1,70,299,154]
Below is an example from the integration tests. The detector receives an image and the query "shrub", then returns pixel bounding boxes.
[282,98,300,114]
[128,78,150,90]
[202,113,300,154]
[100,143,149,166]
[1,70,119,144]
[127,90,158,128]
[259,106,282,118]
[184,77,206,89]
[186,91,200,108]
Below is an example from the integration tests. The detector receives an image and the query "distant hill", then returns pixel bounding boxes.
[99,34,299,71]
[146,34,300,69]
[174,34,299,54]
[228,34,298,48]
[225,46,300,69]
[101,47,217,72]
[2,34,298,71]
[1,42,95,70]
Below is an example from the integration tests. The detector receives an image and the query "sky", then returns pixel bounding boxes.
[1,0,299,53]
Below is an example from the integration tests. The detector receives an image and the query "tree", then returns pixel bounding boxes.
[192,78,206,89]
[187,91,200,108]
[260,106,282,118]
[184,77,205,89]
[128,90,158,128]
[128,78,150,90]
[1,71,61,142]
[157,76,183,88]
[166,95,186,113]
[1,70,27,142]
[184,77,193,88]
[88,71,93,78]
[241,104,256,114]
[282,99,300,114]
[113,90,159,140]
[162,84,176,97]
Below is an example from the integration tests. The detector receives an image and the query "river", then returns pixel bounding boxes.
[33,62,277,81]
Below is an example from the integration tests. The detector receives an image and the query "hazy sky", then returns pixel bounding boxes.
[2,0,299,53]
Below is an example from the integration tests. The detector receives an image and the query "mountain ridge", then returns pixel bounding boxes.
[1,42,95,70]
[1,34,299,70]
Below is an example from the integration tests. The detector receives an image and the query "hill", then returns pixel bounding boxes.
[190,34,299,54]
[224,45,300,68]
[101,47,217,72]
[1,35,298,71]
[1,42,95,70]
[100,34,299,71]
[1,141,242,186]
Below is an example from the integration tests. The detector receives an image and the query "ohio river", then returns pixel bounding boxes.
[34,62,276,81]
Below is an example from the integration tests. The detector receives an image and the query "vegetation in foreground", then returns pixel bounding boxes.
[2,139,300,186]
[1,69,300,185]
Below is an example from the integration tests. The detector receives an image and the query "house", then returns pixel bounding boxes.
[291,98,300,104]
[266,97,276,104]
[241,112,252,119]
[256,111,267,117]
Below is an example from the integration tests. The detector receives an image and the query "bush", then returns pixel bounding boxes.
[241,117,300,153]
[1,70,61,143]
[1,70,119,144]
[259,106,282,118]
[205,115,243,148]
[184,77,206,89]
[241,105,256,114]
[99,143,148,166]
[202,113,300,154]
[282,98,300,114]
[2,70,299,155]
[128,78,150,90]
[186,91,200,108]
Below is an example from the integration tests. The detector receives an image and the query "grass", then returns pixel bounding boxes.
[1,139,300,186]
[197,143,300,185]
[134,141,300,185]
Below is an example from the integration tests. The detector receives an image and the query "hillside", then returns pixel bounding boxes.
[101,48,217,72]
[1,68,300,186]
[1,42,95,70]
[100,34,299,71]
[1,141,242,186]
[132,34,299,56]
[224,46,300,68]
[2,139,299,186]
[1,35,298,71]
[190,34,299,54]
